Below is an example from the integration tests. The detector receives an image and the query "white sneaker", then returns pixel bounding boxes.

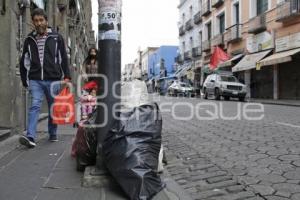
[19,136,36,148]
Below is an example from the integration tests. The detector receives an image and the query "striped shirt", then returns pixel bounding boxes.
[36,34,47,66]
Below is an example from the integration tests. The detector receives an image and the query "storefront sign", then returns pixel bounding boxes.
[276,32,300,52]
[247,31,274,53]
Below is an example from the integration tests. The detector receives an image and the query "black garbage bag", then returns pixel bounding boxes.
[103,103,165,200]
[71,110,97,171]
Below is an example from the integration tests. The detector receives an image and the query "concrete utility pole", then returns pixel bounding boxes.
[97,0,122,170]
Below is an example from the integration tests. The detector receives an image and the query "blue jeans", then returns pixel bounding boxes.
[27,80,61,139]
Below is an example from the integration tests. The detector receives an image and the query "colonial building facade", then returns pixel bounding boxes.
[177,0,300,100]
[0,0,95,137]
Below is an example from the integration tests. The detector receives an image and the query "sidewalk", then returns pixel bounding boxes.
[0,113,49,160]
[0,117,191,200]
[0,120,112,200]
[249,98,300,107]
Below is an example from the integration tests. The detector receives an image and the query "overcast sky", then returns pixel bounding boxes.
[92,0,179,69]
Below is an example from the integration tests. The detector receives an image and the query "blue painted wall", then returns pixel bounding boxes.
[148,46,178,79]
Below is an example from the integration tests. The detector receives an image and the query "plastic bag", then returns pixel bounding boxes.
[71,110,97,171]
[103,103,165,200]
[52,87,75,124]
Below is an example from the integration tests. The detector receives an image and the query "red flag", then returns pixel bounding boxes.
[210,46,230,70]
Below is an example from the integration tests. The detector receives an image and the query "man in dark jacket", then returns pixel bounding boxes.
[19,8,71,148]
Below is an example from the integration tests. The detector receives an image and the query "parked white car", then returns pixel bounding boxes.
[167,81,195,97]
[203,73,247,101]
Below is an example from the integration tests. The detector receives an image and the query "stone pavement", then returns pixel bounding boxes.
[153,95,300,200]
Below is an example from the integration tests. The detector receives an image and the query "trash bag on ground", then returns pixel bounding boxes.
[71,110,97,171]
[103,103,165,200]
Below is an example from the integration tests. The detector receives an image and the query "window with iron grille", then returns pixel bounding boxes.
[199,31,203,47]
[219,13,225,34]
[207,22,212,39]
[234,2,240,24]
[291,0,300,13]
[257,0,268,15]
[199,0,202,10]
[190,37,194,49]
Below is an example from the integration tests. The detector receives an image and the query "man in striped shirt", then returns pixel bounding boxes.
[36,34,47,67]
[19,8,71,148]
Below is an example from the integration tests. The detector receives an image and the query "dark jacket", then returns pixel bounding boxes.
[20,28,71,87]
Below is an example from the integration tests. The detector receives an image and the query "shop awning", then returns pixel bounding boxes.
[218,54,244,68]
[175,65,192,77]
[257,48,300,67]
[232,50,271,72]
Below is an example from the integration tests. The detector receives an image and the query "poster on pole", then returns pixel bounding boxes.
[98,0,122,41]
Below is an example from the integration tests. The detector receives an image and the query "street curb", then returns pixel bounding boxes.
[0,113,49,160]
[153,176,193,200]
[83,166,193,200]
[0,135,20,160]
[248,100,300,107]
[82,166,119,188]
[0,113,48,142]
[0,130,11,142]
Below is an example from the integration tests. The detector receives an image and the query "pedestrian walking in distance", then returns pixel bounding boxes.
[19,8,71,148]
[81,47,98,82]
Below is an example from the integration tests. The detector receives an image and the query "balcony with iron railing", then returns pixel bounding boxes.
[212,0,224,8]
[185,19,193,31]
[194,11,202,24]
[211,33,224,46]
[226,24,242,43]
[248,13,267,34]
[184,51,192,60]
[192,46,202,57]
[175,54,184,64]
[179,25,185,36]
[202,40,211,52]
[202,1,211,16]
[276,0,300,22]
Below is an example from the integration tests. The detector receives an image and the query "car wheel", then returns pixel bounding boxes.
[204,88,208,99]
[224,96,230,101]
[239,97,245,102]
[174,90,178,97]
[214,88,221,100]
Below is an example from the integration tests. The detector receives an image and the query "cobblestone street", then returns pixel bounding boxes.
[153,95,300,200]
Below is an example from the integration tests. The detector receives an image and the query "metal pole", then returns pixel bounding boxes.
[96,0,122,170]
